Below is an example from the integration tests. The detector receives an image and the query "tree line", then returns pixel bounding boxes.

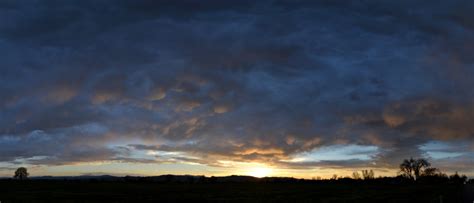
[12,158,471,184]
[329,157,470,184]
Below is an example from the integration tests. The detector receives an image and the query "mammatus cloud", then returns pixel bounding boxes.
[0,0,473,176]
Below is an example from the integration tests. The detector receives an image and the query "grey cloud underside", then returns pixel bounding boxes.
[0,0,473,172]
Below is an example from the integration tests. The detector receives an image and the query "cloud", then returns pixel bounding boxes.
[0,0,473,175]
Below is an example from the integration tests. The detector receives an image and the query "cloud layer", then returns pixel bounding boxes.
[0,0,473,175]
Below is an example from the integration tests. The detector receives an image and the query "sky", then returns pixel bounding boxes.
[0,0,473,178]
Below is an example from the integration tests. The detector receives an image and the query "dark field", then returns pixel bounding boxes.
[0,180,471,203]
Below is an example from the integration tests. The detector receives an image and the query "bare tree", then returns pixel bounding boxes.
[361,170,374,180]
[413,159,430,178]
[400,159,413,179]
[14,167,29,180]
[400,158,431,180]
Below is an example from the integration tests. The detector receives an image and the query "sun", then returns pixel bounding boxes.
[247,167,273,178]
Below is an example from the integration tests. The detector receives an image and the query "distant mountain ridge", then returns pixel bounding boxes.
[2,174,300,183]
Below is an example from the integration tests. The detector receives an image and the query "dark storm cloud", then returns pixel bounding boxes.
[0,0,473,173]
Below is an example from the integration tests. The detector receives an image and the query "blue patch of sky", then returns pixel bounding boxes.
[291,144,379,162]
[419,141,465,159]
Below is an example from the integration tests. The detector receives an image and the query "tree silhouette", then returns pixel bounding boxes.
[399,158,431,180]
[352,171,361,180]
[361,170,374,180]
[14,167,29,180]
[421,167,440,177]
[449,172,467,184]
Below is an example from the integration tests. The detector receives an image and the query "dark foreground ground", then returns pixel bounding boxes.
[0,181,472,203]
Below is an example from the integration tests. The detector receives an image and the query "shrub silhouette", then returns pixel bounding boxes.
[14,167,29,180]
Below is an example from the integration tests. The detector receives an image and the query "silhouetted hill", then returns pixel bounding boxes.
[23,175,288,183]
[29,175,119,180]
